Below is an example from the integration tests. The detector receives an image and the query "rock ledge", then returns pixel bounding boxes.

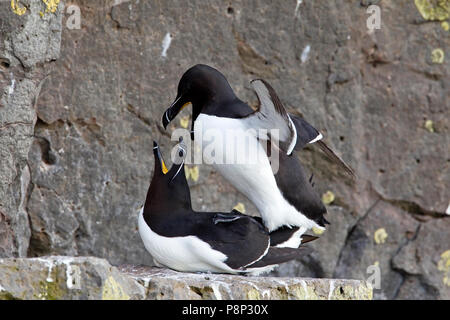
[0,256,372,300]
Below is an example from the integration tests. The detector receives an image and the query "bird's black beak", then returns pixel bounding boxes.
[162,94,190,129]
[153,141,168,174]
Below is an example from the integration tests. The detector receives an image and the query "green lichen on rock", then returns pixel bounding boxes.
[246,288,261,300]
[36,279,65,300]
[322,191,336,205]
[431,48,445,64]
[414,0,449,21]
[437,250,450,286]
[0,291,21,300]
[102,276,130,300]
[290,284,319,300]
[425,119,435,132]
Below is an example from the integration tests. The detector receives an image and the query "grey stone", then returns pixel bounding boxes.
[0,0,63,258]
[334,201,420,299]
[392,218,450,300]
[0,256,145,300]
[0,256,373,300]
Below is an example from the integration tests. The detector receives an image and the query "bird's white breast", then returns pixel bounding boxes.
[137,208,235,273]
[194,114,321,233]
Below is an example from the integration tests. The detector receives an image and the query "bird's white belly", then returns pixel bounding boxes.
[137,208,235,273]
[194,114,321,232]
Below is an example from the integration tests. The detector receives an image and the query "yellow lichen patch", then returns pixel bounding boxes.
[179,115,190,129]
[233,202,246,213]
[185,165,199,182]
[291,284,319,300]
[42,0,60,13]
[374,228,388,244]
[246,288,261,300]
[425,119,435,132]
[312,227,325,235]
[437,250,450,287]
[102,276,130,300]
[431,48,445,63]
[414,0,449,21]
[37,278,65,300]
[442,21,450,30]
[11,0,27,15]
[322,191,335,205]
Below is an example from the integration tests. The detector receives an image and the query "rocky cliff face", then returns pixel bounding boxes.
[0,0,448,300]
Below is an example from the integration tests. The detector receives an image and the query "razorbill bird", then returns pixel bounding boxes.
[161,64,354,243]
[138,140,315,275]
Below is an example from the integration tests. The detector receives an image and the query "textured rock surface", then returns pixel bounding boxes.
[0,0,63,257]
[0,256,372,300]
[0,256,145,300]
[0,0,449,300]
[120,265,372,300]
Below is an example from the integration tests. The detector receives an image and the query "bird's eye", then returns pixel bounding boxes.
[179,150,184,157]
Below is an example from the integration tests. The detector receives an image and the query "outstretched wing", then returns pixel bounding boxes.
[241,79,297,155]
[290,114,356,179]
[245,78,355,178]
[290,115,323,150]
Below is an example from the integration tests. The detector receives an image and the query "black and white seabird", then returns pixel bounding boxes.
[161,64,355,246]
[138,140,316,275]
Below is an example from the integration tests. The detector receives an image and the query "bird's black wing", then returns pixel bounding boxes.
[190,212,270,270]
[289,115,323,150]
[248,246,313,268]
[274,150,329,227]
[240,79,297,155]
[289,114,355,178]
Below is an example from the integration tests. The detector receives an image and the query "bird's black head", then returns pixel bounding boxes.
[162,64,236,130]
[144,140,192,214]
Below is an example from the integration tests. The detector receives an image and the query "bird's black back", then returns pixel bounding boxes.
[274,149,328,226]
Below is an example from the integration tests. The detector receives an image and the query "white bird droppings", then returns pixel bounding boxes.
[328,280,335,300]
[161,33,173,58]
[7,73,15,97]
[112,0,130,6]
[301,44,311,63]
[211,283,222,300]
[35,258,54,283]
[300,279,308,299]
[294,0,303,17]
[58,257,81,289]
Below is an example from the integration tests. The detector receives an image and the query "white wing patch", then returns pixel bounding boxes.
[308,132,323,144]
[275,226,307,249]
[287,115,298,155]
